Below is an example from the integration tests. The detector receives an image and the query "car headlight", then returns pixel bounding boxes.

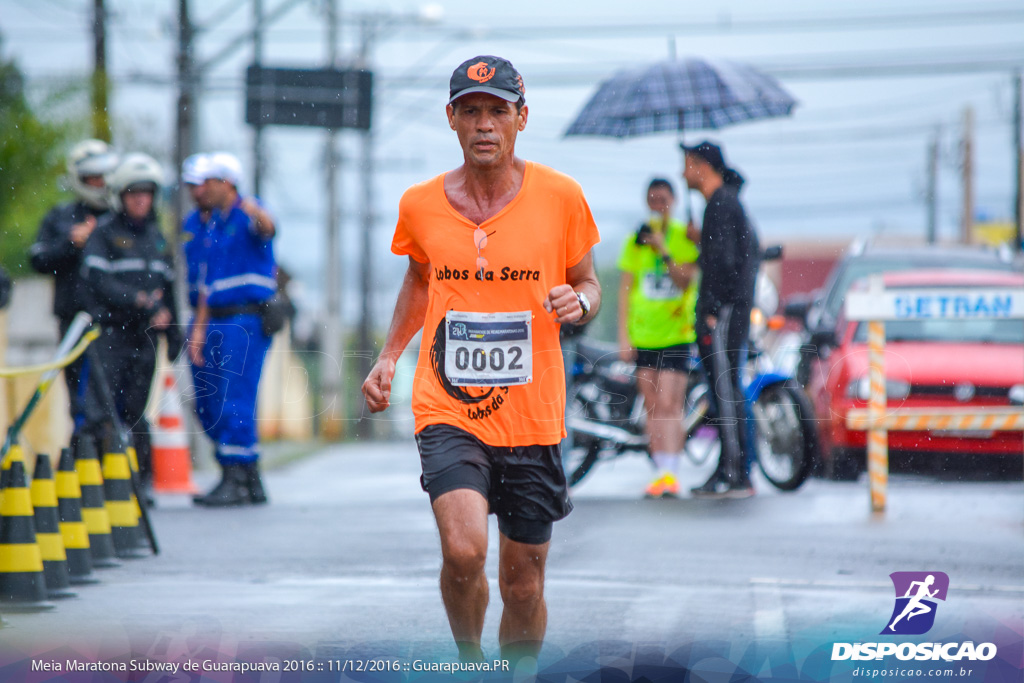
[1010,384,1024,406]
[847,376,911,401]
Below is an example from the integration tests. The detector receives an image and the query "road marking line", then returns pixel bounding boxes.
[753,582,788,640]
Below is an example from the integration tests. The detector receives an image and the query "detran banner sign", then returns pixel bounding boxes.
[882,571,950,635]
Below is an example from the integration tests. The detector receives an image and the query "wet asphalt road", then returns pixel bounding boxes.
[2,440,1022,668]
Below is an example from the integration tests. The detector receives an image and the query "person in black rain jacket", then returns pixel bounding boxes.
[681,141,761,498]
[82,153,182,499]
[30,139,120,429]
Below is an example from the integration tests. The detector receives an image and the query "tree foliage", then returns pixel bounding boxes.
[0,39,72,277]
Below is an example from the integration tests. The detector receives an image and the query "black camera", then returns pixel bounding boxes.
[634,223,653,245]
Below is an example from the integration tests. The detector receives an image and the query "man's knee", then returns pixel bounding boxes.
[499,571,544,607]
[442,538,487,579]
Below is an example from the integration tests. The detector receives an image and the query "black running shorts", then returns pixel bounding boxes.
[635,344,692,373]
[414,424,573,545]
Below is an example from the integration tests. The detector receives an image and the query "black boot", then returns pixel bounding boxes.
[193,465,250,507]
[245,462,268,505]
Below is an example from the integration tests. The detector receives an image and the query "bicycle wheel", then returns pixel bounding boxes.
[563,440,601,487]
[751,381,816,491]
[681,383,716,466]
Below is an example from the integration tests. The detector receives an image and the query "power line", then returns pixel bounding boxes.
[261,7,1024,41]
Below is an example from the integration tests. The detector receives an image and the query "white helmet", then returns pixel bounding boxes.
[107,153,164,213]
[181,152,210,185]
[205,151,243,188]
[67,139,119,209]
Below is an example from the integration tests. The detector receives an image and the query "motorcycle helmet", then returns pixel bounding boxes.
[107,153,164,213]
[66,139,119,210]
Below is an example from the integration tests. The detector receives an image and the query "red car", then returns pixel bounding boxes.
[807,269,1024,480]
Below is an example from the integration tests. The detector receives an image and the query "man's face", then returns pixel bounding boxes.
[201,177,232,206]
[187,182,214,211]
[81,174,105,189]
[122,189,153,221]
[682,153,707,190]
[446,93,527,168]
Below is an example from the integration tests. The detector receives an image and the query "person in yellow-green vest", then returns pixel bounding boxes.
[617,178,699,498]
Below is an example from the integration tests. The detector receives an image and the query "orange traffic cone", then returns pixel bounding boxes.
[152,371,198,494]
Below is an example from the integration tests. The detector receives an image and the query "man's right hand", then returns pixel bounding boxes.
[69,216,97,248]
[362,357,397,413]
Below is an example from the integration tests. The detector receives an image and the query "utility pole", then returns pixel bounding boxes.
[961,106,974,244]
[1014,70,1023,251]
[252,0,265,196]
[91,0,111,141]
[173,0,196,241]
[355,17,375,439]
[926,126,940,244]
[321,0,344,440]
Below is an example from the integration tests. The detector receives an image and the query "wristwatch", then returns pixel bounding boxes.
[575,291,591,319]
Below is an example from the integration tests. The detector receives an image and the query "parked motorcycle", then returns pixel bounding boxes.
[563,248,819,491]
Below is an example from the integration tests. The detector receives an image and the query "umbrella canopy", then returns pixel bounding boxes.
[565,58,797,138]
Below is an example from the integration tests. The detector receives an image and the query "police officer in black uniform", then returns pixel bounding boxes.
[30,139,120,429]
[82,153,182,497]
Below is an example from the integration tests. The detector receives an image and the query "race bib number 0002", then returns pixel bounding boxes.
[445,310,532,386]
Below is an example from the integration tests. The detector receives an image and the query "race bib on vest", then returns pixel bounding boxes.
[641,272,681,300]
[445,310,532,386]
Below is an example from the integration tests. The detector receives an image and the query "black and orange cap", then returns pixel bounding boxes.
[449,55,525,105]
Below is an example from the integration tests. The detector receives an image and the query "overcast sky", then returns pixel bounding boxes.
[2,0,1022,321]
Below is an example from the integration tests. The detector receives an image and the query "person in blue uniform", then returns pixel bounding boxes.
[179,153,221,440]
[189,153,278,507]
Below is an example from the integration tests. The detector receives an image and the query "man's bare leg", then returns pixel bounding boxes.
[497,533,550,661]
[432,489,490,661]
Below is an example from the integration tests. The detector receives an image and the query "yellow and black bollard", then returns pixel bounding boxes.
[102,448,143,559]
[0,449,12,507]
[73,434,119,569]
[31,454,77,599]
[0,446,55,611]
[56,448,98,585]
[126,446,148,551]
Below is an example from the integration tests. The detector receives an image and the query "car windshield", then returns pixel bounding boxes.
[853,318,1024,344]
[824,257,1014,320]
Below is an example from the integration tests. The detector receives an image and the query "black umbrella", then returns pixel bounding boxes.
[565,57,797,138]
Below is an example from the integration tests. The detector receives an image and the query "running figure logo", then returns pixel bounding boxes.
[881,571,949,635]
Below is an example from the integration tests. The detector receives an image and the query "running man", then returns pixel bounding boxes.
[888,574,938,631]
[362,55,601,663]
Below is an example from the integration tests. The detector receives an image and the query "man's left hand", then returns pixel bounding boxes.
[544,284,583,324]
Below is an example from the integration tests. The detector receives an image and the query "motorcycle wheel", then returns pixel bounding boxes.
[563,440,601,488]
[751,381,817,491]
